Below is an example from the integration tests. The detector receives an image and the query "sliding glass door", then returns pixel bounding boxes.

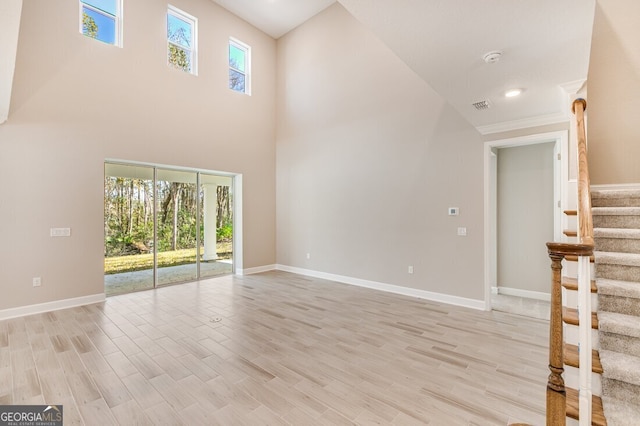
[104,162,234,296]
[156,169,198,286]
[104,163,155,295]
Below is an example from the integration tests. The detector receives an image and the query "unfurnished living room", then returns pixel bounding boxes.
[1,0,639,425]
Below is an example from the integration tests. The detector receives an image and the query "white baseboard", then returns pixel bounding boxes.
[0,293,106,321]
[237,264,276,275]
[276,264,485,311]
[492,286,550,301]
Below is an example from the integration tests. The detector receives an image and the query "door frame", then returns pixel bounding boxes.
[483,130,568,310]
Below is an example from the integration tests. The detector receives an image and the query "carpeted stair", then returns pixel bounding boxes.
[592,189,640,425]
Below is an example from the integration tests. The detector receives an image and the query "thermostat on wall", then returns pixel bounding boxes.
[448,207,459,216]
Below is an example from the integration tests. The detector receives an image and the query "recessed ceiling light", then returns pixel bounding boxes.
[505,89,523,98]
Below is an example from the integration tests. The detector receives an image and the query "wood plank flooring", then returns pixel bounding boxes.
[0,271,549,425]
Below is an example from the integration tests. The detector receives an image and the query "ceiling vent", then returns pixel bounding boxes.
[472,100,491,110]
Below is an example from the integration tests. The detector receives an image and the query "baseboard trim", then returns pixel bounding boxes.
[237,264,277,275]
[0,293,106,321]
[276,264,485,311]
[492,286,550,301]
[591,183,640,191]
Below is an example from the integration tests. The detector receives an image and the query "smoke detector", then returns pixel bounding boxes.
[472,100,491,110]
[483,51,502,64]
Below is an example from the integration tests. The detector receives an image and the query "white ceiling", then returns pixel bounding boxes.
[211,0,596,133]
[211,0,336,39]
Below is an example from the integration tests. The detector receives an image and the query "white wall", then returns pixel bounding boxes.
[0,0,277,312]
[276,4,485,303]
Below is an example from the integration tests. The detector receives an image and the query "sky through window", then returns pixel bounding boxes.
[81,0,118,45]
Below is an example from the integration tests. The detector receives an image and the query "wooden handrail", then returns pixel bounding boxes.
[573,99,594,247]
[573,99,596,426]
[544,99,595,426]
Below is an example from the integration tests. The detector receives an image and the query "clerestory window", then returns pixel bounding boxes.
[80,0,122,46]
[167,6,197,74]
[229,38,251,94]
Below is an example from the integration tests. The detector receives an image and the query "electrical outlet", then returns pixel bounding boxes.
[33,277,42,287]
[457,227,467,236]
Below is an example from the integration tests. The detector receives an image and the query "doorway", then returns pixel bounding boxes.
[104,162,236,296]
[484,131,568,314]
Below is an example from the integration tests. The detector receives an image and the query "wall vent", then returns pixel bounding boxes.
[472,100,491,110]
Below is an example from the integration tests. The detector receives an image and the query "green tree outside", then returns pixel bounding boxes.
[104,177,233,259]
[168,44,190,71]
[82,12,98,38]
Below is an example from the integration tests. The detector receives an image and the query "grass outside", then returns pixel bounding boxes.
[105,241,232,274]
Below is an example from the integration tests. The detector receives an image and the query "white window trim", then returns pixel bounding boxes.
[167,5,198,75]
[229,37,251,95]
[78,0,123,47]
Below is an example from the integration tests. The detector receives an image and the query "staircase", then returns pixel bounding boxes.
[526,100,640,426]
[592,189,640,425]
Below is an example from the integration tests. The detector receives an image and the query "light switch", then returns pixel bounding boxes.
[457,227,467,236]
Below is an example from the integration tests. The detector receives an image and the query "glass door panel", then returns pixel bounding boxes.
[105,162,235,296]
[156,169,198,286]
[200,174,233,279]
[104,163,155,296]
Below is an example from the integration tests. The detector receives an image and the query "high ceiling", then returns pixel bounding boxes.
[1,0,596,132]
[211,0,336,39]
[211,0,596,134]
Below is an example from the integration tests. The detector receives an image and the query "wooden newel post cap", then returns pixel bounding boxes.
[572,98,587,114]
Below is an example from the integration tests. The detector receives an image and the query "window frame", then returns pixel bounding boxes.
[167,5,198,75]
[79,0,123,47]
[229,37,251,95]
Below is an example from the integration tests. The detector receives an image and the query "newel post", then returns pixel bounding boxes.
[546,246,566,426]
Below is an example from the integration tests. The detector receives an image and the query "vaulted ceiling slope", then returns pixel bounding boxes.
[212,0,336,39]
[0,0,23,125]
[337,0,596,133]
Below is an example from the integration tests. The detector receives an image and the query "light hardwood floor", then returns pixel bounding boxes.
[0,271,549,425]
